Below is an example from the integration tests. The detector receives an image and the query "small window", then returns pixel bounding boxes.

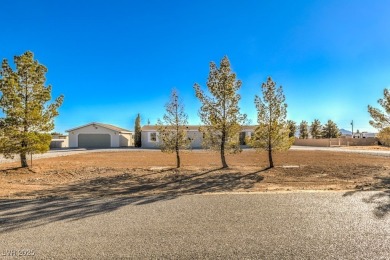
[150,132,157,142]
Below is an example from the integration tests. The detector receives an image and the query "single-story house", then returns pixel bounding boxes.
[141,125,256,149]
[66,122,134,148]
[141,125,203,149]
[352,132,377,138]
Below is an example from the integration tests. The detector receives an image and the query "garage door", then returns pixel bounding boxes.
[78,134,111,148]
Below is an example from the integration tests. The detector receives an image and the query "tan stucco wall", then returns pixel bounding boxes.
[50,135,69,148]
[294,137,378,147]
[120,133,134,147]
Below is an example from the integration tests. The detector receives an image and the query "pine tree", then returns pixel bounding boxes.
[0,51,63,167]
[369,89,390,146]
[250,77,293,168]
[310,119,322,139]
[194,56,246,168]
[322,120,340,138]
[134,113,142,147]
[377,127,390,146]
[368,88,390,129]
[157,90,190,168]
[299,121,309,139]
[287,120,297,138]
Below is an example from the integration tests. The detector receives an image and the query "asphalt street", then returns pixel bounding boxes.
[0,191,389,259]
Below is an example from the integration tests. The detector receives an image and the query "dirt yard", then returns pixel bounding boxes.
[0,149,389,199]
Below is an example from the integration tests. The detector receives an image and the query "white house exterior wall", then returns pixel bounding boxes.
[141,130,203,149]
[187,130,203,149]
[68,125,120,148]
[141,131,160,148]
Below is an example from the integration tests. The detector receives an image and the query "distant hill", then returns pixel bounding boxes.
[340,128,378,137]
[290,128,375,138]
[340,129,352,135]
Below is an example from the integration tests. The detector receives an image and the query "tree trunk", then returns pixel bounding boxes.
[20,152,28,168]
[176,147,180,168]
[220,132,228,168]
[268,149,274,168]
[268,135,273,168]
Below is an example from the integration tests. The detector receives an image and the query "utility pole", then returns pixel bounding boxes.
[351,120,354,137]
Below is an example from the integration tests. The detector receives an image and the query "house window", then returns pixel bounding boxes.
[149,132,157,142]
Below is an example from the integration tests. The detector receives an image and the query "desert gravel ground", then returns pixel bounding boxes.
[1,145,390,164]
[1,147,390,198]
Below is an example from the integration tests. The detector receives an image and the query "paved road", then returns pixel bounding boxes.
[0,192,389,259]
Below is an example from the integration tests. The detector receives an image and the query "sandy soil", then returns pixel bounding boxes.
[342,145,390,151]
[0,149,389,198]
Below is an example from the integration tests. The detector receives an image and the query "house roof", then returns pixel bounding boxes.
[66,122,133,133]
[141,125,201,131]
[141,125,257,131]
[241,125,257,131]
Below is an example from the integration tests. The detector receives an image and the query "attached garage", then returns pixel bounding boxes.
[66,122,134,148]
[78,134,111,148]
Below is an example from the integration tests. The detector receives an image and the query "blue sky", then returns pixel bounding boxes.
[1,0,390,133]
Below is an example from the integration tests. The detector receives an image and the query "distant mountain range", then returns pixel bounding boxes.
[340,129,352,135]
[340,129,378,138]
[293,129,376,137]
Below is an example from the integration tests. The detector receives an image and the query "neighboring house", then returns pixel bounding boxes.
[353,132,377,138]
[66,122,134,148]
[141,125,256,149]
